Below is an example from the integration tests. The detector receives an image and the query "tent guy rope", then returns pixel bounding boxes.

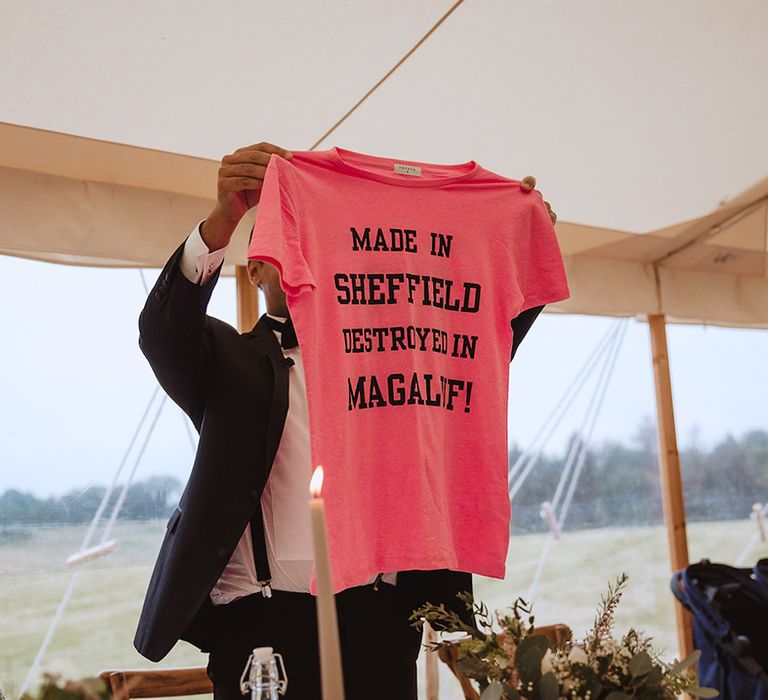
[526,319,629,602]
[18,380,170,697]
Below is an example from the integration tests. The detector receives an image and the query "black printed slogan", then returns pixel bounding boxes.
[247,146,570,596]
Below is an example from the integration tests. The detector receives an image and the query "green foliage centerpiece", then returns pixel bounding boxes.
[18,673,109,700]
[410,573,717,699]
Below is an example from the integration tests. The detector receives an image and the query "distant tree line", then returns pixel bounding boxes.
[0,476,181,525]
[510,419,768,533]
[1,423,766,532]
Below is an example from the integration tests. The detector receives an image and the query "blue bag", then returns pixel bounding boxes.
[671,559,768,700]
[755,558,768,591]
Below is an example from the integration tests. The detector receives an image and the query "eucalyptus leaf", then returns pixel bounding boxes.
[514,633,549,663]
[668,649,702,675]
[480,680,503,700]
[645,665,662,686]
[516,647,544,685]
[629,650,653,677]
[636,689,658,700]
[688,687,719,698]
[538,671,559,700]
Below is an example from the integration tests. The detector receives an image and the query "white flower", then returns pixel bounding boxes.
[440,631,472,643]
[541,648,554,674]
[568,645,589,665]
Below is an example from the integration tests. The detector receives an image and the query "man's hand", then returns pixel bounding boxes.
[201,142,294,250]
[521,175,557,226]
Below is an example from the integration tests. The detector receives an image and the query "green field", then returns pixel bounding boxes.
[1,519,765,700]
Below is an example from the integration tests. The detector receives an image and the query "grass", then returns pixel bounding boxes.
[1,518,765,700]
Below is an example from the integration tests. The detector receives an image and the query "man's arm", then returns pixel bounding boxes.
[510,304,545,362]
[137,142,294,425]
[137,219,228,429]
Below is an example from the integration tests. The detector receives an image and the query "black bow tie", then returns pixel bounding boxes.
[265,315,298,349]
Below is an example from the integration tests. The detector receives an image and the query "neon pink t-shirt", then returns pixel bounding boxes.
[247,146,570,595]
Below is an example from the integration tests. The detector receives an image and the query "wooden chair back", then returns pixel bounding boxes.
[98,667,213,700]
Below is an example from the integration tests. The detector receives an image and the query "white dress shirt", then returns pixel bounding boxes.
[179,219,397,604]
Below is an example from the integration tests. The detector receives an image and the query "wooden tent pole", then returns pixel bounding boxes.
[236,265,260,332]
[647,313,694,660]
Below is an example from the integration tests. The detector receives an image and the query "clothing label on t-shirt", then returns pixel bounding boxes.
[393,163,422,176]
[247,145,570,595]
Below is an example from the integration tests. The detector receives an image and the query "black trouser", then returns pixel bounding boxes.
[205,574,437,700]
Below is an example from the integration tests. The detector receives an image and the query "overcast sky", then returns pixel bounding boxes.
[1,248,765,497]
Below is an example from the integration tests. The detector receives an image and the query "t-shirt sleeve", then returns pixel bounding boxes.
[246,155,317,297]
[513,191,571,313]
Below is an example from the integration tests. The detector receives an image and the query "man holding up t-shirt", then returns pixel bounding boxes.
[134,141,556,699]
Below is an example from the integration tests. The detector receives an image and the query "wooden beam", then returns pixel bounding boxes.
[647,313,694,660]
[424,622,439,699]
[236,264,260,332]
